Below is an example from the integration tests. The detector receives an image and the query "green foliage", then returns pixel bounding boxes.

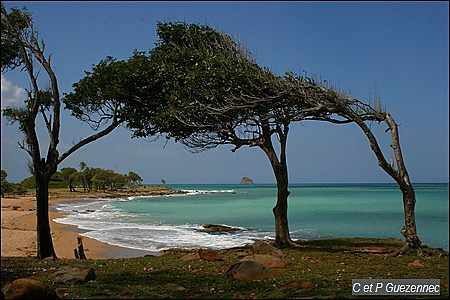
[126,22,278,141]
[1,170,7,182]
[19,165,142,192]
[20,175,35,189]
[127,171,143,187]
[63,53,152,131]
[20,172,67,189]
[1,5,32,72]
[60,167,77,181]
[1,169,27,195]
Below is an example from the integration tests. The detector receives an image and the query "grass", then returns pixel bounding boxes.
[1,238,448,299]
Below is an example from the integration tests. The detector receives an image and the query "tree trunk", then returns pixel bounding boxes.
[272,163,292,247]
[396,184,421,254]
[350,111,421,254]
[35,175,57,259]
[259,122,293,248]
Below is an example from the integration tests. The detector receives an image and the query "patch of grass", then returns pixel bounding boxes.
[1,238,448,299]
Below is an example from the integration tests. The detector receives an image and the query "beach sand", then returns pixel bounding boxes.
[1,188,171,259]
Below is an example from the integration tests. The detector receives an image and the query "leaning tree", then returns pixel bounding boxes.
[126,22,420,252]
[124,22,386,248]
[1,5,142,258]
[302,86,421,254]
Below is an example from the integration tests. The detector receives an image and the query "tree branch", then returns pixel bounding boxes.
[57,119,124,165]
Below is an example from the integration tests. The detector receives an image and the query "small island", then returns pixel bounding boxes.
[240,177,253,184]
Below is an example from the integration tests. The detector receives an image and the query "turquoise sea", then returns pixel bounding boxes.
[53,183,449,252]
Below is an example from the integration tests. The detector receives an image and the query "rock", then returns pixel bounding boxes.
[4,278,57,299]
[240,254,287,269]
[225,261,276,280]
[198,249,220,261]
[408,260,425,269]
[282,280,317,290]
[55,288,70,298]
[180,253,200,262]
[50,265,96,283]
[164,283,186,291]
[240,177,253,184]
[201,224,241,233]
[252,240,285,259]
[234,250,252,258]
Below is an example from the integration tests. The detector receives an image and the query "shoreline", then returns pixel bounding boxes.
[1,187,183,259]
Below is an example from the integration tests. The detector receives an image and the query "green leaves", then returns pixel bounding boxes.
[1,5,32,72]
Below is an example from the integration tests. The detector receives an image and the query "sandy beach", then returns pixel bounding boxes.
[1,188,180,259]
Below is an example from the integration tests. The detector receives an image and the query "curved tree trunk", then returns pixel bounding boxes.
[397,184,421,254]
[349,111,421,254]
[35,174,57,259]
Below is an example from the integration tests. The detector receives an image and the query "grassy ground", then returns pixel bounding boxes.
[1,238,448,299]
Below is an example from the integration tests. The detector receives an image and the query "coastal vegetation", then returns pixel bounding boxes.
[1,166,143,194]
[1,4,421,260]
[1,238,448,299]
[104,22,420,253]
[1,170,27,196]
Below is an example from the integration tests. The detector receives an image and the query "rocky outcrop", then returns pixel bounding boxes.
[198,249,220,261]
[252,240,285,259]
[225,261,276,280]
[4,278,57,299]
[240,177,253,184]
[200,224,241,233]
[50,265,95,283]
[240,254,287,270]
[180,253,200,261]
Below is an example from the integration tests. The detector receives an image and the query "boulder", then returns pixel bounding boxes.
[252,240,285,259]
[198,249,220,261]
[240,254,287,270]
[408,260,425,269]
[180,253,200,262]
[240,177,253,184]
[4,278,57,299]
[225,261,276,280]
[201,224,241,233]
[50,265,95,283]
[164,283,186,291]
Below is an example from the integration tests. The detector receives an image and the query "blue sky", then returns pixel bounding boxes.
[1,1,448,184]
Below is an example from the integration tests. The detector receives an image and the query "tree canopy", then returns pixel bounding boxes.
[120,22,419,250]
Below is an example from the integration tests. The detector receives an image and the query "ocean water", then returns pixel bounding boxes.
[53,183,449,252]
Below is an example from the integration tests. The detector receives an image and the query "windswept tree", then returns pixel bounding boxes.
[126,22,420,252]
[128,171,143,189]
[1,5,128,258]
[303,90,421,254]
[124,22,373,247]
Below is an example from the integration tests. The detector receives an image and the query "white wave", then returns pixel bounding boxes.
[181,189,236,196]
[54,212,268,252]
[80,224,268,252]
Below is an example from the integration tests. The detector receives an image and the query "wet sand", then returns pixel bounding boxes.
[1,188,177,259]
